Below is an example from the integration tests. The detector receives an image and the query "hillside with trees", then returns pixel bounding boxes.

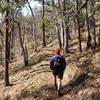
[0,0,100,99]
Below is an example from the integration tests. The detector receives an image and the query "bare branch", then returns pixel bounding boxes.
[88,5,100,18]
[79,0,90,13]
[0,29,3,37]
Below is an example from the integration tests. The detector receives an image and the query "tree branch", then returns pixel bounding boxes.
[88,5,100,18]
[79,0,89,12]
[0,29,3,37]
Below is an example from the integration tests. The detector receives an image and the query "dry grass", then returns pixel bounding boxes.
[0,40,100,100]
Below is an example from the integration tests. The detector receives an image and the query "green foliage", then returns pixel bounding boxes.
[46,36,53,44]
[39,16,56,33]
[0,0,27,15]
[80,11,86,26]
[27,42,34,49]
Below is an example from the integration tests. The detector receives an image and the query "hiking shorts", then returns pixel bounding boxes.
[52,65,65,79]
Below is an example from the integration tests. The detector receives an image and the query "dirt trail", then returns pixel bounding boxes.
[1,40,100,100]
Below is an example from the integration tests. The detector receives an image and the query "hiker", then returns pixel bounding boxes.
[50,49,66,96]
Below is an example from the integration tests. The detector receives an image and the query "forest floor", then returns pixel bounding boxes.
[0,39,100,100]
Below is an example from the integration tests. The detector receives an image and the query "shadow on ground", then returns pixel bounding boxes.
[62,73,91,94]
[5,72,100,100]
[82,92,100,100]
[16,72,92,100]
[16,85,58,100]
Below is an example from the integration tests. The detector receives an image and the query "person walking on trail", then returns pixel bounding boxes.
[50,49,66,96]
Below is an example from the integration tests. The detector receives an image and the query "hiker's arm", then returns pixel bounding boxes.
[62,57,67,66]
[61,58,66,71]
[50,59,54,70]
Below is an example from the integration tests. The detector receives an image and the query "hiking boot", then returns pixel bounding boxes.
[57,90,61,96]
[55,84,57,90]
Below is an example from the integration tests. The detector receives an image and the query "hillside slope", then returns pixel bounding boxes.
[0,40,100,100]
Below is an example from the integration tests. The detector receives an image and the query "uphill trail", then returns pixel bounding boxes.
[0,40,100,100]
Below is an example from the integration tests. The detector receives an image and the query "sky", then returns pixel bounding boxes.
[22,0,41,16]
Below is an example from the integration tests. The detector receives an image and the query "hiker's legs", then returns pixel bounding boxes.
[54,75,57,89]
[56,71,64,96]
[56,77,62,96]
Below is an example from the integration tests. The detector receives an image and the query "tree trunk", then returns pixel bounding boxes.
[24,44,28,67]
[98,20,100,46]
[32,24,37,51]
[62,21,65,47]
[18,23,28,67]
[90,0,96,49]
[0,48,1,64]
[76,0,82,52]
[42,0,46,47]
[10,24,15,61]
[0,34,4,65]
[86,3,91,49]
[90,17,96,49]
[27,0,37,51]
[77,16,82,52]
[57,27,62,49]
[52,0,55,6]
[23,24,28,66]
[64,26,69,53]
[63,0,69,53]
[60,21,65,48]
[58,0,61,8]
[4,0,10,86]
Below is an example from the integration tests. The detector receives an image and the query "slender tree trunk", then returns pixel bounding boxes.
[23,25,28,66]
[73,17,77,34]
[60,21,64,48]
[98,24,100,46]
[18,23,28,67]
[64,18,69,53]
[27,0,37,51]
[52,0,55,6]
[0,47,2,65]
[4,0,10,86]
[42,0,46,47]
[11,25,14,49]
[24,44,28,66]
[98,17,100,47]
[76,0,82,52]
[0,41,1,64]
[77,16,82,52]
[90,17,96,49]
[0,33,4,65]
[58,0,61,8]
[57,27,62,49]
[62,21,65,47]
[86,4,91,49]
[10,24,15,61]
[90,0,96,49]
[33,24,37,51]
[65,26,69,53]
[63,0,69,53]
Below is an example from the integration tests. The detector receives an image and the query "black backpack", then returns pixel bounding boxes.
[54,57,61,67]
